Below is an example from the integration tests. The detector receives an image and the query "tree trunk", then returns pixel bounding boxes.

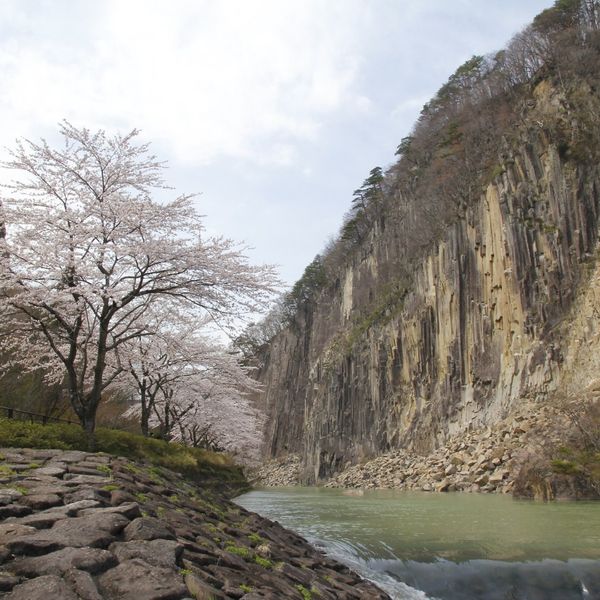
[140,412,149,437]
[82,411,96,451]
[140,388,149,436]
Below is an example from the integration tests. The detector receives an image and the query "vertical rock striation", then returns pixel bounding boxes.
[257,80,600,483]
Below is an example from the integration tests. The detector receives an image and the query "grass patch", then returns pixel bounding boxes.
[248,532,264,544]
[4,484,28,495]
[147,466,165,484]
[224,544,252,560]
[0,418,246,492]
[254,556,273,569]
[0,465,16,477]
[240,584,253,593]
[296,584,312,600]
[101,484,119,492]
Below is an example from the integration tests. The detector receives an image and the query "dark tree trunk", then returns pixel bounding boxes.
[81,407,97,451]
[140,389,150,437]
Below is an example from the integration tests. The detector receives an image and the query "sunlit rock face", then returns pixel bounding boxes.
[256,79,600,484]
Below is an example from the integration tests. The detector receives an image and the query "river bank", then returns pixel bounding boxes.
[253,402,590,497]
[0,447,390,599]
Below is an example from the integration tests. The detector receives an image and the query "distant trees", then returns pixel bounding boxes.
[233,254,329,362]
[0,122,278,447]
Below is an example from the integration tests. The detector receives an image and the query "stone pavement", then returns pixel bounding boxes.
[0,448,390,599]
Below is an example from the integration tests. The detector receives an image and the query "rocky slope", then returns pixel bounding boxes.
[0,448,389,599]
[255,74,600,485]
[254,401,559,492]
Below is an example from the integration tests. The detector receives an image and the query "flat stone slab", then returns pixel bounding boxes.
[65,568,104,600]
[110,539,183,569]
[98,558,188,600]
[63,474,110,485]
[17,493,63,510]
[55,451,89,463]
[30,467,66,478]
[0,489,24,506]
[60,499,104,515]
[6,512,130,555]
[10,510,69,529]
[67,465,110,477]
[0,523,37,544]
[80,502,141,520]
[3,574,79,600]
[123,516,176,541]
[10,546,117,576]
[64,486,110,504]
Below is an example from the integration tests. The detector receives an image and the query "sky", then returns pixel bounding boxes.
[0,0,551,287]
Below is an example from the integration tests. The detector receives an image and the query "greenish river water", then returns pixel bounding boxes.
[234,488,600,599]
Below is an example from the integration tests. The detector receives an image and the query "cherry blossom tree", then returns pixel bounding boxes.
[118,317,265,460]
[148,372,265,463]
[0,122,278,438]
[116,311,259,436]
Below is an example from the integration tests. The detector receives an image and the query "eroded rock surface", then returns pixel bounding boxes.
[0,448,390,599]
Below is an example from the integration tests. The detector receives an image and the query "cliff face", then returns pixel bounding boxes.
[257,80,600,484]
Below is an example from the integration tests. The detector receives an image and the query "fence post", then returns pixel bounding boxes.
[7,408,13,419]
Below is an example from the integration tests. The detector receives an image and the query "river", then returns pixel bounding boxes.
[234,487,600,599]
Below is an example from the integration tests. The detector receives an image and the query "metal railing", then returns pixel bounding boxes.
[0,405,77,426]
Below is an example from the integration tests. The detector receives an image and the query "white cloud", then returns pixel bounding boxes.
[0,0,368,166]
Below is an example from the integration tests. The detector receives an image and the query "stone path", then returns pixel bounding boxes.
[0,448,390,599]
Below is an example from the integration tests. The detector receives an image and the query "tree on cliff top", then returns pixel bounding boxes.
[0,122,278,437]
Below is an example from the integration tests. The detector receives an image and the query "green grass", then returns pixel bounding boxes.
[224,544,252,560]
[254,556,273,569]
[240,584,253,593]
[0,465,16,477]
[101,484,119,492]
[0,418,246,491]
[3,484,28,495]
[248,532,264,544]
[296,584,313,600]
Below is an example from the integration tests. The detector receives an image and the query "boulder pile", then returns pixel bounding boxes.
[249,455,301,488]
[254,403,565,495]
[326,404,563,493]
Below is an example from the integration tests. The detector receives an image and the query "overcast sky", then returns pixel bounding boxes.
[0,0,551,286]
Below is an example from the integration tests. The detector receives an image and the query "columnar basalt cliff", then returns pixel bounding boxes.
[255,68,600,484]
